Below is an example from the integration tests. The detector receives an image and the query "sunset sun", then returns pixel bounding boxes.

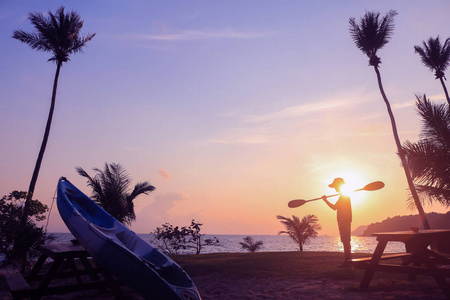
[327,170,370,206]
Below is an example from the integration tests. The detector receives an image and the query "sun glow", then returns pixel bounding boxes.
[326,170,370,206]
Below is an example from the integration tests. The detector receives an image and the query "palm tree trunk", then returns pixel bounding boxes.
[21,61,62,225]
[439,77,450,106]
[373,66,431,230]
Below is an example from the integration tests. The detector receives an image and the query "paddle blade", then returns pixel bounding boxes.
[362,181,385,191]
[288,199,306,208]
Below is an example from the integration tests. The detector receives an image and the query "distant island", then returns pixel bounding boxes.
[352,212,450,236]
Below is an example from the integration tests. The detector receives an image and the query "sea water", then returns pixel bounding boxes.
[0,233,406,262]
[49,233,405,254]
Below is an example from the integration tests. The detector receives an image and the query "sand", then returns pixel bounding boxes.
[0,252,447,299]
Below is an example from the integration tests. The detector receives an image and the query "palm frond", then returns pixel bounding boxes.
[349,10,397,65]
[414,36,450,78]
[77,163,154,225]
[12,6,95,64]
[415,94,450,148]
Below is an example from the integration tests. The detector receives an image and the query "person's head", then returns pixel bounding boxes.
[328,177,345,192]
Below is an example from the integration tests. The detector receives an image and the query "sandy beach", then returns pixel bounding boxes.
[0,252,447,299]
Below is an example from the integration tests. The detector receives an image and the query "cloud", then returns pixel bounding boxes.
[133,192,189,232]
[208,98,363,145]
[243,99,359,123]
[116,28,276,41]
[158,168,171,180]
[392,100,415,110]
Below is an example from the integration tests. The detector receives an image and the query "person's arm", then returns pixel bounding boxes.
[322,195,337,210]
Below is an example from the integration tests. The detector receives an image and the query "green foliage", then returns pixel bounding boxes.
[152,220,219,255]
[239,236,264,253]
[349,10,397,66]
[403,95,450,207]
[0,191,51,272]
[277,214,321,251]
[77,163,155,225]
[12,6,95,65]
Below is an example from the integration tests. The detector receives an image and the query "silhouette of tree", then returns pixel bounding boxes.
[277,214,321,251]
[414,36,450,105]
[13,7,95,224]
[349,10,430,229]
[240,236,264,253]
[76,163,155,225]
[403,95,450,207]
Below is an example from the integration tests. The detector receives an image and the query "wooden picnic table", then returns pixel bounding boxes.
[6,242,122,299]
[352,229,450,297]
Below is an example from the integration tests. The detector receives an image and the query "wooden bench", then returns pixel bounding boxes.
[5,272,32,300]
[351,253,411,269]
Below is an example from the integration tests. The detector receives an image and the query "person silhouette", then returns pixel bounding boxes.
[322,178,352,266]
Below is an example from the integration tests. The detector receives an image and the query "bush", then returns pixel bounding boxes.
[0,191,51,272]
[151,220,219,255]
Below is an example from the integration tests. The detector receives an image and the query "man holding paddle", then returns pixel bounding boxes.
[322,177,352,267]
[288,179,384,266]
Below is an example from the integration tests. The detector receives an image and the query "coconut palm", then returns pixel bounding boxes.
[239,236,264,253]
[403,95,450,207]
[349,10,430,229]
[13,7,95,223]
[76,163,155,225]
[414,36,450,105]
[277,214,321,251]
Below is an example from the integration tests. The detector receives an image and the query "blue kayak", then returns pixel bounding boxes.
[57,177,201,300]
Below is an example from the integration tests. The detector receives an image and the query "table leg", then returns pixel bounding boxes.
[360,240,388,289]
[37,258,64,291]
[27,255,47,281]
[79,256,100,281]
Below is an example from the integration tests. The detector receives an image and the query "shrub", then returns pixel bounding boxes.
[151,220,219,255]
[0,191,51,272]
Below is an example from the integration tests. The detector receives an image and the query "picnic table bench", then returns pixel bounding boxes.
[351,229,450,297]
[5,242,123,299]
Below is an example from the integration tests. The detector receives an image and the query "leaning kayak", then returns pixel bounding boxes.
[57,177,201,300]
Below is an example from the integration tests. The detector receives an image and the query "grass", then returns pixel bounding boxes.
[173,251,371,280]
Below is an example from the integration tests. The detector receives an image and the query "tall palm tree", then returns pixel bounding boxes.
[349,10,430,229]
[403,95,450,207]
[414,36,450,106]
[277,214,321,251]
[76,163,155,225]
[13,7,95,224]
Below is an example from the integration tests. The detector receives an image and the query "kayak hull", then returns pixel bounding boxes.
[57,177,201,300]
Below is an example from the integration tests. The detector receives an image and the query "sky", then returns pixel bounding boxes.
[1,0,449,237]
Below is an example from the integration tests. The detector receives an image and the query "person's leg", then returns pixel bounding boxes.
[339,222,352,262]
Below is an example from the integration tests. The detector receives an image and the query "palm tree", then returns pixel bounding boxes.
[76,163,155,225]
[414,36,450,105]
[277,214,321,251]
[239,236,264,253]
[13,7,95,224]
[349,10,431,229]
[403,95,450,207]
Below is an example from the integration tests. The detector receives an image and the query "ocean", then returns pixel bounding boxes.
[49,232,406,254]
[0,233,406,262]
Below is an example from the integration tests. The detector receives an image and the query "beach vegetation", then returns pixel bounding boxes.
[76,163,155,225]
[239,236,264,253]
[403,95,450,207]
[12,7,95,226]
[152,220,219,255]
[414,36,450,105]
[277,214,321,251]
[349,10,431,229]
[0,191,52,272]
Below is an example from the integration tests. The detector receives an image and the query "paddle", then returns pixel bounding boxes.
[288,181,385,208]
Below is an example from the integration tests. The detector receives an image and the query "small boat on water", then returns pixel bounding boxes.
[57,177,201,300]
